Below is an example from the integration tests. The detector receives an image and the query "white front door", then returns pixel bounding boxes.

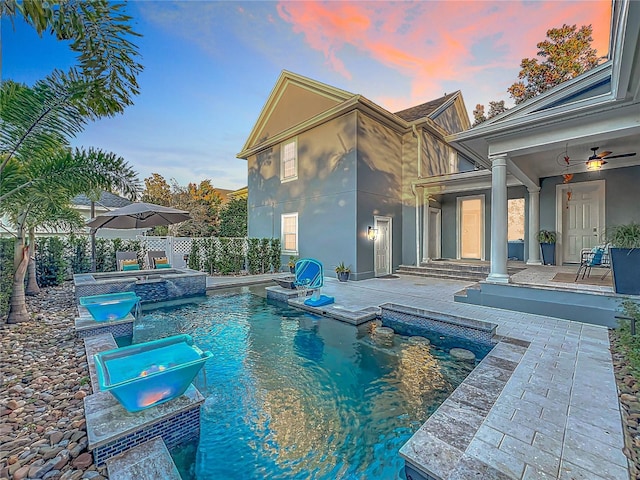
[559,180,605,263]
[423,208,441,261]
[374,217,391,277]
[458,196,484,260]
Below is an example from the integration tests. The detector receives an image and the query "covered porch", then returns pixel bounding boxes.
[447,0,640,285]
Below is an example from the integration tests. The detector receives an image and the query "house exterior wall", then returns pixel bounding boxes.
[401,128,475,266]
[356,112,403,279]
[540,165,640,234]
[439,185,528,261]
[431,105,467,134]
[253,84,341,147]
[247,112,358,272]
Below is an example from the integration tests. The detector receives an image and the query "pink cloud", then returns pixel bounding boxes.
[276,1,612,111]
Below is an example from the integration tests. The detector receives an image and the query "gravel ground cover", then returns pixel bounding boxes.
[1,283,106,480]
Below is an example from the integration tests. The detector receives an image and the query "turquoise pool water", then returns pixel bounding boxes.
[134,289,490,479]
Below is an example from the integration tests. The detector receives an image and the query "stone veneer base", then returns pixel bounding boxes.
[75,314,134,340]
[380,303,496,346]
[74,269,207,305]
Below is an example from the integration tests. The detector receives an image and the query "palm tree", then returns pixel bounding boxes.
[1,78,139,324]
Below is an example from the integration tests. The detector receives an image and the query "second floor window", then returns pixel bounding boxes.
[281,139,297,181]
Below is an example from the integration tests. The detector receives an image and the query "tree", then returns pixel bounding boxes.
[508,24,599,104]
[472,101,508,126]
[472,104,486,127]
[172,180,223,237]
[219,197,248,237]
[2,0,143,116]
[141,173,172,206]
[0,79,139,324]
[473,24,598,126]
[0,0,143,323]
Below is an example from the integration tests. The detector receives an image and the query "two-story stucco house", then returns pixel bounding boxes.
[237,72,479,279]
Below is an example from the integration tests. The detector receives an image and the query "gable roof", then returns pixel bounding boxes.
[239,71,355,154]
[238,74,471,159]
[394,92,459,122]
[72,191,132,209]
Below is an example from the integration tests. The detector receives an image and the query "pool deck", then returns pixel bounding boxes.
[207,273,628,480]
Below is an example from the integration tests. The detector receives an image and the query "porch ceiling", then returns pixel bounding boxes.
[500,111,640,179]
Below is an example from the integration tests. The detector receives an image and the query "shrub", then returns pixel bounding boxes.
[247,238,260,274]
[618,300,640,377]
[67,234,91,274]
[0,238,15,317]
[270,238,281,273]
[188,240,201,270]
[35,237,67,286]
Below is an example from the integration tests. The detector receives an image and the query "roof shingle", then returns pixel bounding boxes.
[394,92,458,122]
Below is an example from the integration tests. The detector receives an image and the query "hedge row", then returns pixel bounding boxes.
[187,237,281,275]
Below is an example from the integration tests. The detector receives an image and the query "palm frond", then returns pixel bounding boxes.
[14,0,143,115]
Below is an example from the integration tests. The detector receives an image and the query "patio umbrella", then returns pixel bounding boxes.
[86,202,191,230]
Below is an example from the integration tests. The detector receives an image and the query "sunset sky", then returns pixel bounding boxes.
[4,1,611,191]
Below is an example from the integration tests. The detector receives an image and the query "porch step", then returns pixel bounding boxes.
[397,262,524,282]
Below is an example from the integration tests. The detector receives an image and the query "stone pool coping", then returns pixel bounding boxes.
[401,336,530,480]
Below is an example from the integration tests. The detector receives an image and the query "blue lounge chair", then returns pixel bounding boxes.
[294,258,335,307]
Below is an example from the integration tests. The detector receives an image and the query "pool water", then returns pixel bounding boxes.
[134,290,490,480]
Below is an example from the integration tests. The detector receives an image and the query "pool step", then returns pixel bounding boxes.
[106,436,181,480]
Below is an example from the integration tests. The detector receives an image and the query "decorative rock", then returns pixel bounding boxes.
[49,431,64,445]
[449,348,476,362]
[74,391,87,400]
[72,453,93,469]
[52,450,71,470]
[0,284,96,480]
[13,465,30,480]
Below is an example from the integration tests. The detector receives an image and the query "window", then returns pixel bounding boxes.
[508,198,525,241]
[281,213,298,253]
[280,139,297,181]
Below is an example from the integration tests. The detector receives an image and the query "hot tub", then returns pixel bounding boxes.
[80,292,141,321]
[94,334,212,412]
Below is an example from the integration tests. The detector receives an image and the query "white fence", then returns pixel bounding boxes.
[135,236,248,269]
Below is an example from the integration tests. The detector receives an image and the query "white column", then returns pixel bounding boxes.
[487,154,510,283]
[526,187,542,265]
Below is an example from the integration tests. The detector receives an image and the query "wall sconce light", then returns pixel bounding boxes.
[367,226,378,241]
[586,159,607,171]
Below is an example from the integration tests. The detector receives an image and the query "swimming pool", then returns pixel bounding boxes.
[134,289,491,479]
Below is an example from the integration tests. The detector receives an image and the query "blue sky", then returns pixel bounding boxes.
[3,1,610,191]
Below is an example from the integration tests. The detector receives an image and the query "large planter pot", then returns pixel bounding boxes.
[337,272,350,282]
[610,247,640,295]
[540,243,556,265]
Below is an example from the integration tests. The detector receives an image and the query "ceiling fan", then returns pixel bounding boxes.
[558,146,637,171]
[584,147,637,170]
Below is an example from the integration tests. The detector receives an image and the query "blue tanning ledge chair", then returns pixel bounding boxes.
[294,258,335,307]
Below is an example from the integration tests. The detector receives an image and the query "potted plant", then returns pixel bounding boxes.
[288,256,298,273]
[335,262,351,282]
[537,230,557,265]
[606,223,640,295]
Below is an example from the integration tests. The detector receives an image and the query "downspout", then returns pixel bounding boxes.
[412,124,422,178]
